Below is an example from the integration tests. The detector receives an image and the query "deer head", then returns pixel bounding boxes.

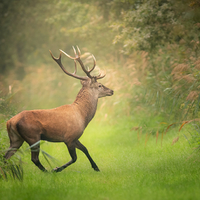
[49,46,113,99]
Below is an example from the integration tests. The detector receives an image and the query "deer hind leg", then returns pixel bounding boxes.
[75,140,100,171]
[53,142,77,173]
[4,125,24,160]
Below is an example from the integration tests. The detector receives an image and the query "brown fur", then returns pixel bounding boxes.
[4,78,113,172]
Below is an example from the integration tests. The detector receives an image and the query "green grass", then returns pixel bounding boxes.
[1,118,200,200]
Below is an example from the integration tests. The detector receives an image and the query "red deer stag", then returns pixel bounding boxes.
[4,46,113,172]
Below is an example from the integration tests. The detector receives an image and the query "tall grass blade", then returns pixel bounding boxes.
[27,140,41,150]
[179,119,200,132]
[156,130,159,144]
[179,121,189,132]
[161,131,164,147]
[9,164,23,180]
[41,149,59,170]
[12,165,21,180]
[171,136,179,145]
[184,100,195,119]
[182,134,190,144]
[165,123,176,135]
[194,93,200,115]
[9,165,16,180]
[41,150,53,169]
[15,164,23,181]
[145,132,151,147]
[0,167,7,180]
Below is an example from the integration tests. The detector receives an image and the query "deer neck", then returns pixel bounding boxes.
[73,87,98,127]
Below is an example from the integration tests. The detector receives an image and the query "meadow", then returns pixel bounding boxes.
[1,118,200,200]
[1,1,200,200]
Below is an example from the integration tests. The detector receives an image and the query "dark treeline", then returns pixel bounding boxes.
[0,0,200,126]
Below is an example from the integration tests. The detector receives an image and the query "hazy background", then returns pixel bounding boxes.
[1,2,200,196]
[0,0,200,130]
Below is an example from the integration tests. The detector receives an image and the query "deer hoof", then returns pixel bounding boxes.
[52,167,62,173]
[94,167,100,172]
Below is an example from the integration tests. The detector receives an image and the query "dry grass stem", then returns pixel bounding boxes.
[182,74,196,83]
[194,59,200,70]
[156,130,159,144]
[0,167,6,180]
[145,132,151,147]
[171,63,190,75]
[161,131,164,147]
[165,123,176,135]
[171,136,179,145]
[179,118,200,132]
[186,91,199,101]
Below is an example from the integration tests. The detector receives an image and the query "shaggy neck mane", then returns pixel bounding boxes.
[74,87,98,127]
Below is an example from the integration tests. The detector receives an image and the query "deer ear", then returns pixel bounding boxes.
[80,80,85,86]
[80,79,91,87]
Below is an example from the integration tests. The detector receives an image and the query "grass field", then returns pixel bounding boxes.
[1,118,200,200]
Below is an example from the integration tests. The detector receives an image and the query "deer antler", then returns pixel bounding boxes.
[59,46,106,80]
[49,50,88,80]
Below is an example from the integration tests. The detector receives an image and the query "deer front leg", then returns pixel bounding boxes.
[75,140,100,171]
[53,143,77,173]
[31,145,47,172]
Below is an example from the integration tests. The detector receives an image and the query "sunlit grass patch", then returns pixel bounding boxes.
[1,119,200,200]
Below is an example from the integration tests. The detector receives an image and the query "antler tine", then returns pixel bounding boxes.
[72,46,78,58]
[57,47,106,80]
[60,48,90,77]
[49,50,62,63]
[59,49,75,59]
[87,54,106,79]
[88,54,96,73]
[96,71,106,80]
[76,46,81,57]
[49,50,87,80]
[73,60,77,74]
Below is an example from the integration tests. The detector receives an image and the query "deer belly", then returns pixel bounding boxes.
[40,133,62,142]
[40,120,84,142]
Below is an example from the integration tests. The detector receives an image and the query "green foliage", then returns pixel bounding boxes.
[189,125,200,148]
[110,0,200,53]
[0,92,18,119]
[180,120,200,150]
[103,0,200,145]
[1,0,200,187]
[0,131,23,181]
[0,159,23,181]
[0,91,23,181]
[112,1,174,52]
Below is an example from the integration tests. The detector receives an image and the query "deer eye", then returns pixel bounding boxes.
[99,85,102,88]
